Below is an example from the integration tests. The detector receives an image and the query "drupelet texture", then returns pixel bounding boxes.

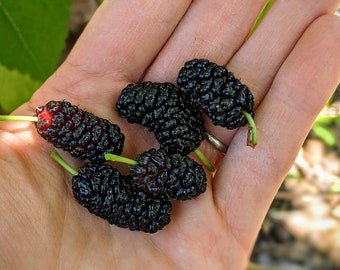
[72,162,172,233]
[129,148,207,200]
[35,100,124,162]
[116,82,206,155]
[177,58,255,129]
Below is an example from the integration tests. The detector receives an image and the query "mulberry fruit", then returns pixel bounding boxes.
[129,148,207,200]
[72,162,172,233]
[177,58,255,129]
[35,100,124,161]
[116,81,206,155]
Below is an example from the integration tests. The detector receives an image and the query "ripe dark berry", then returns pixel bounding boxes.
[177,58,255,129]
[116,82,206,155]
[129,148,207,200]
[35,100,124,162]
[120,187,171,233]
[72,162,172,233]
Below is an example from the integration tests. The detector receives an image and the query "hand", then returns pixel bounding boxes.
[1,1,339,269]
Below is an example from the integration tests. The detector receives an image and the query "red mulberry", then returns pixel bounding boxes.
[35,100,124,162]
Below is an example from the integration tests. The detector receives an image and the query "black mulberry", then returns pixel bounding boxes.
[35,100,124,162]
[116,82,206,155]
[129,148,207,200]
[72,162,172,233]
[177,58,255,129]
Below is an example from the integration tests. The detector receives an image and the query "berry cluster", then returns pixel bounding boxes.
[35,100,176,233]
[0,58,256,233]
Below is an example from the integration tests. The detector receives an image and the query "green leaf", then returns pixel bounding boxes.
[314,114,340,125]
[0,64,41,113]
[0,0,72,82]
[312,124,337,147]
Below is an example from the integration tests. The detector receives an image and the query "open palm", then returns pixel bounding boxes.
[1,1,339,269]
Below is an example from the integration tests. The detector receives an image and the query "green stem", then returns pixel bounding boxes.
[243,111,258,148]
[246,0,276,39]
[106,151,215,172]
[105,153,138,166]
[194,149,215,172]
[0,115,38,122]
[50,151,78,176]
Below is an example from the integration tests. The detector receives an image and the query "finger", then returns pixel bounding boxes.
[145,0,339,146]
[214,14,340,253]
[144,0,268,81]
[227,0,340,102]
[209,0,340,145]
[29,0,192,108]
[65,0,191,82]
[27,0,192,119]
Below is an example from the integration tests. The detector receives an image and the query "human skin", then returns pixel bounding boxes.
[0,1,339,269]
